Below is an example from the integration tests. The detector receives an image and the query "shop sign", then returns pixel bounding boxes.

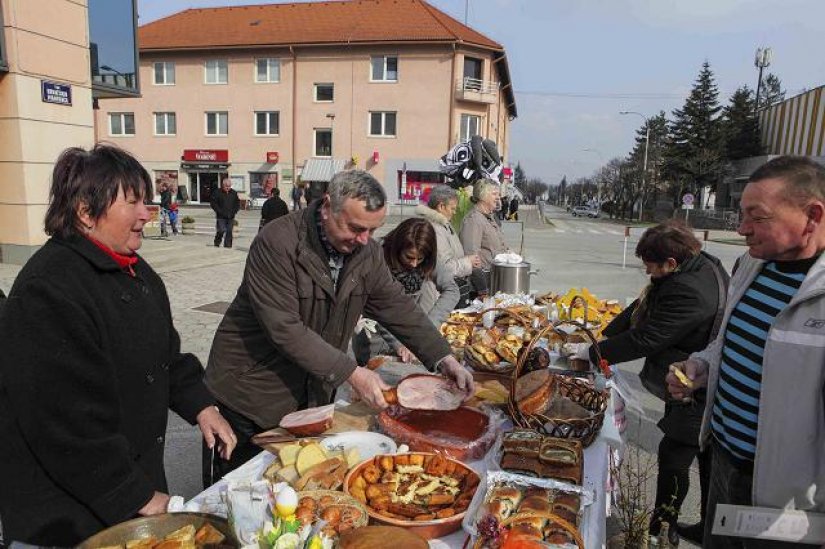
[182,149,229,162]
[41,81,72,106]
[266,151,280,164]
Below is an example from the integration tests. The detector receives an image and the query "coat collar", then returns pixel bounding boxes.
[415,204,449,226]
[54,234,142,274]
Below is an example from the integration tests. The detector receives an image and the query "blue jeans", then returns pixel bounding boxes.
[704,440,815,548]
[214,218,233,247]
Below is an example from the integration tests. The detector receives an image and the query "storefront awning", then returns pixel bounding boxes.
[301,158,347,182]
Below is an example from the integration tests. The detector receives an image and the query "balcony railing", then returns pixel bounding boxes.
[456,77,499,103]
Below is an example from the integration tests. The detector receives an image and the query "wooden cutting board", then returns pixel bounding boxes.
[338,526,428,549]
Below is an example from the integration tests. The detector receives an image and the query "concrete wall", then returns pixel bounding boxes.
[0,0,94,263]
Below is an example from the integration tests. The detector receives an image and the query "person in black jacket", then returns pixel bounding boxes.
[582,220,729,546]
[0,145,237,547]
[259,187,289,231]
[210,177,240,248]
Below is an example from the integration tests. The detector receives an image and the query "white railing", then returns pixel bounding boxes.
[457,77,499,95]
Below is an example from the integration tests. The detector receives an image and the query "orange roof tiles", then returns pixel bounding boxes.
[138,0,503,51]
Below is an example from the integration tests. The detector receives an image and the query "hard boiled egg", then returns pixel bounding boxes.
[275,485,298,518]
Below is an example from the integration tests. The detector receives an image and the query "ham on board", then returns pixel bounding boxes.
[383,374,472,411]
[279,403,335,436]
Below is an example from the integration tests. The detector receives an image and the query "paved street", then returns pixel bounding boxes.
[0,205,747,546]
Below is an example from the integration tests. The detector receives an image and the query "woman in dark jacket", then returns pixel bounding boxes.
[587,220,729,546]
[0,145,236,547]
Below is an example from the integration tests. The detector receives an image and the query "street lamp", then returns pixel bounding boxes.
[619,111,650,221]
[754,47,772,113]
[582,148,604,206]
[100,64,130,87]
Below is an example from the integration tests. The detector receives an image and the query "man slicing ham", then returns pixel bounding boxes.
[204,170,474,482]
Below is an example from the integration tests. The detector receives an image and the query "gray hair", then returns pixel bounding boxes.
[328,170,386,213]
[427,185,458,209]
[471,178,500,203]
[749,156,825,206]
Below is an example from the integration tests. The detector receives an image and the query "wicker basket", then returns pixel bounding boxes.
[507,307,609,448]
[461,307,541,373]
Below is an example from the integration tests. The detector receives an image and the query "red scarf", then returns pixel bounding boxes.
[86,235,138,276]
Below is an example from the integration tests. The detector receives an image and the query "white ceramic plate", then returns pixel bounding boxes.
[321,431,397,460]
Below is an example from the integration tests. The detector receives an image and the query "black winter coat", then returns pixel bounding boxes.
[260,196,289,226]
[591,252,728,439]
[0,236,213,546]
[210,188,240,219]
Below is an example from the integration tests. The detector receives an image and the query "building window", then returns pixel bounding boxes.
[255,111,280,135]
[314,128,332,157]
[459,114,480,142]
[109,112,135,136]
[369,111,397,137]
[0,0,7,73]
[255,58,280,83]
[153,61,175,85]
[463,56,483,90]
[204,59,228,84]
[205,111,228,135]
[370,55,398,82]
[154,112,176,135]
[314,83,334,102]
[89,0,139,95]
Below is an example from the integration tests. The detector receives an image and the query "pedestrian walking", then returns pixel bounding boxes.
[667,156,825,548]
[159,182,178,236]
[291,185,304,211]
[259,187,289,231]
[508,196,519,221]
[210,177,240,248]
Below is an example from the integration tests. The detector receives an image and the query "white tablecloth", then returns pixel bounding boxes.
[186,437,611,548]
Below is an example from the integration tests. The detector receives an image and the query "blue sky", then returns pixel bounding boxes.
[137,0,825,183]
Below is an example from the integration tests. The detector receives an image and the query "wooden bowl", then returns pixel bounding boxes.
[343,453,480,539]
[77,512,238,548]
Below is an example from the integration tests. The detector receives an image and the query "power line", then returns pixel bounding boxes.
[514,88,808,100]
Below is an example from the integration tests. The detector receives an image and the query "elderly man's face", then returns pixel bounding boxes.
[221,178,232,191]
[738,178,812,261]
[321,197,386,254]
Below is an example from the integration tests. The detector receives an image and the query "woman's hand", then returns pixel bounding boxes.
[139,491,170,516]
[468,254,482,268]
[197,406,237,460]
[396,345,416,363]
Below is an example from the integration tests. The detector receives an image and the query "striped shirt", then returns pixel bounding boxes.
[711,258,815,462]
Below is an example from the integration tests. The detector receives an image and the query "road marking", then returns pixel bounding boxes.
[554,229,566,233]
[607,230,621,235]
[588,229,601,234]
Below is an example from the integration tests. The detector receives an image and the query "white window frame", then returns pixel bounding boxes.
[205,111,228,136]
[254,111,280,136]
[109,112,135,136]
[254,58,281,83]
[204,59,228,84]
[368,111,397,137]
[370,55,398,82]
[314,83,334,103]
[153,61,175,85]
[459,113,481,143]
[314,128,332,157]
[153,112,176,136]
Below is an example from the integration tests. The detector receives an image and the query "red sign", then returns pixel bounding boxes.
[372,151,379,164]
[182,149,229,162]
[266,151,280,164]
[503,167,513,178]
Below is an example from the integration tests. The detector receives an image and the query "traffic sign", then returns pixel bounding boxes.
[682,193,695,206]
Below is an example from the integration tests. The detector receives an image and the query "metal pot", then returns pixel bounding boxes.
[489,261,537,295]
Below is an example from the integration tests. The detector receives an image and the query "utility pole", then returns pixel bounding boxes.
[464,0,469,24]
[754,47,772,114]
[619,111,650,221]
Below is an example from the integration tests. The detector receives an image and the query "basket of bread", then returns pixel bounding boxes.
[507,320,609,447]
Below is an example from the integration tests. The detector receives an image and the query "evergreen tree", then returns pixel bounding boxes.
[664,61,724,202]
[723,86,761,160]
[758,73,786,109]
[513,162,526,189]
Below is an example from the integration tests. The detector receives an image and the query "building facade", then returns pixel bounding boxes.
[95,0,517,206]
[0,0,139,264]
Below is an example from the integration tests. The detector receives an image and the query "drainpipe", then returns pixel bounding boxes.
[291,45,297,193]
[447,43,457,151]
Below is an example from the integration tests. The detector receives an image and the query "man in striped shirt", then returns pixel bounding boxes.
[667,156,825,548]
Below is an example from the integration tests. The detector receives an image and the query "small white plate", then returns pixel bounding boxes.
[321,431,397,460]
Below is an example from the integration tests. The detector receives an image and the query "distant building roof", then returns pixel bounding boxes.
[138,0,516,118]
[139,0,501,51]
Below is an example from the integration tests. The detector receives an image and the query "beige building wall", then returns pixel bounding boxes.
[96,42,510,202]
[0,0,94,263]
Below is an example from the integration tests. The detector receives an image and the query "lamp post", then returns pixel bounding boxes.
[619,111,650,221]
[582,148,604,206]
[754,47,772,114]
[100,64,131,87]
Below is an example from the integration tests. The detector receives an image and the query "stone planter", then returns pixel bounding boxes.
[181,221,196,235]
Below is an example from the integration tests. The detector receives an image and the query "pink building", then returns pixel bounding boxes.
[95,0,517,206]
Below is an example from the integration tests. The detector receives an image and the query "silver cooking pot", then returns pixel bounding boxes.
[489,260,538,295]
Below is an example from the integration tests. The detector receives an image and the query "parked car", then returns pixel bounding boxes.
[571,206,600,218]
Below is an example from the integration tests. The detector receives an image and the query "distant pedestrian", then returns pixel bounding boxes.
[291,185,304,211]
[210,177,240,248]
[508,197,519,221]
[159,183,178,236]
[259,188,289,231]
